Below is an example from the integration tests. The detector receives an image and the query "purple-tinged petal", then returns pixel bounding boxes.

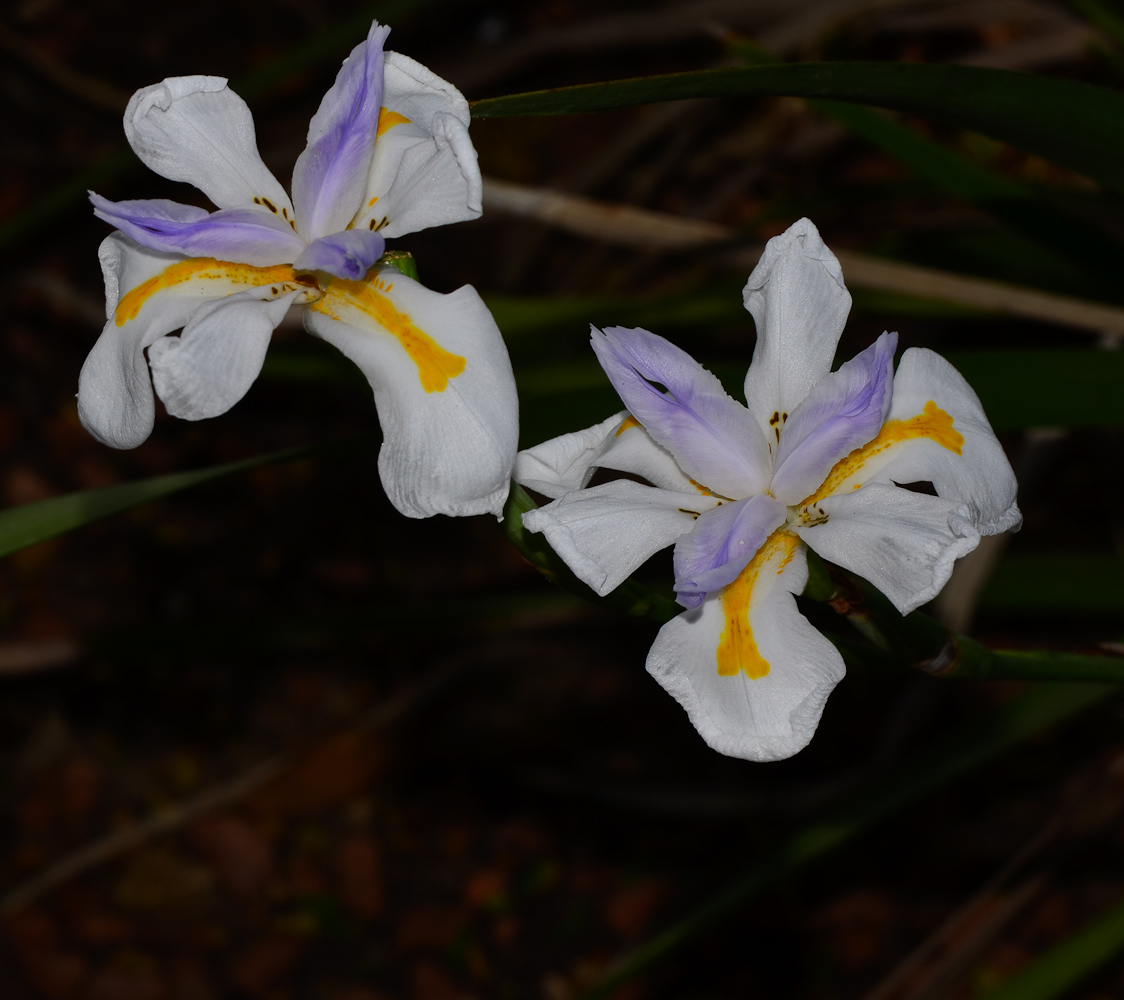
[351,51,479,238]
[90,194,307,265]
[293,229,385,280]
[672,493,787,607]
[292,21,391,241]
[591,326,771,499]
[770,332,897,505]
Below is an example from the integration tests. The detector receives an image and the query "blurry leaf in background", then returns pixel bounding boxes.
[982,555,1124,617]
[470,62,1124,194]
[975,892,1124,1000]
[0,447,311,559]
[580,682,1118,1000]
[726,35,1124,289]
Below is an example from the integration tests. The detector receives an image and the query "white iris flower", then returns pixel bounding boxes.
[515,219,1021,761]
[81,22,517,519]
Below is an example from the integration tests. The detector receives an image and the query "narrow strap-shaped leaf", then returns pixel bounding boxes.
[580,682,1116,999]
[470,62,1124,193]
[0,445,309,559]
[976,895,1124,1000]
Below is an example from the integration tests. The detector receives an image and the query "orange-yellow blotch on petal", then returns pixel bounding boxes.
[716,531,800,680]
[377,108,411,136]
[315,278,466,393]
[615,415,641,436]
[806,401,964,503]
[115,258,305,326]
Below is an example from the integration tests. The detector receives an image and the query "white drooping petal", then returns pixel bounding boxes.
[124,76,294,215]
[794,483,980,615]
[78,235,232,449]
[597,420,698,493]
[647,535,845,762]
[148,289,300,421]
[523,480,717,596]
[742,218,852,441]
[514,412,696,500]
[822,348,1021,536]
[514,411,626,499]
[351,52,481,238]
[305,268,518,519]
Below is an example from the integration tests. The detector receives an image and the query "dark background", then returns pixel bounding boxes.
[2,1,1124,998]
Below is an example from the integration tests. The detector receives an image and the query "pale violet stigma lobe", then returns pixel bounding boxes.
[769,331,898,504]
[590,326,770,499]
[672,493,788,608]
[292,230,386,280]
[89,194,308,266]
[292,21,391,241]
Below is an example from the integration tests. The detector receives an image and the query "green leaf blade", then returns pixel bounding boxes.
[471,62,1124,192]
[0,447,307,559]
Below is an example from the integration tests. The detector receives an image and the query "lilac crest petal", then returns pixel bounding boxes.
[590,326,771,499]
[672,493,787,607]
[770,331,897,504]
[293,230,386,280]
[90,193,307,265]
[292,21,391,240]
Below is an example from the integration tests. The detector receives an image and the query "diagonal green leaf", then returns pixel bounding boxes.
[580,682,1117,999]
[470,62,1124,192]
[976,894,1124,1000]
[0,446,309,559]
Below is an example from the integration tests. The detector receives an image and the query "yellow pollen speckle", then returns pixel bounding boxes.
[716,531,799,679]
[368,196,379,207]
[314,277,465,393]
[377,108,411,136]
[804,401,963,504]
[115,258,303,326]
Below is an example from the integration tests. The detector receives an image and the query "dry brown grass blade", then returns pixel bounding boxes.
[481,176,1124,338]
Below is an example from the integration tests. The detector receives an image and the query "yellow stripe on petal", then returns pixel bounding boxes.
[115,258,304,326]
[316,277,466,393]
[806,401,964,503]
[716,530,799,680]
[615,415,641,436]
[377,108,411,136]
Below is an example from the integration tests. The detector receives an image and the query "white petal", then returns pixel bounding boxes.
[78,236,223,449]
[78,235,307,449]
[305,268,517,518]
[523,480,716,596]
[149,289,299,421]
[124,76,294,215]
[514,411,626,499]
[598,418,698,493]
[742,218,852,441]
[811,348,1021,536]
[648,533,844,761]
[351,53,480,237]
[514,412,697,500]
[794,483,980,615]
